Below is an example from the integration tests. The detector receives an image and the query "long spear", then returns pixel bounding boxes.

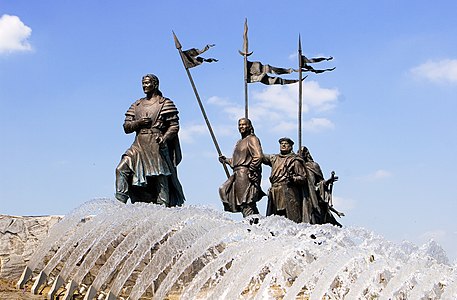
[238,18,253,118]
[298,36,320,222]
[298,35,303,150]
[173,32,230,178]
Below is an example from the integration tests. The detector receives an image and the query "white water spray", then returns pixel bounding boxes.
[17,199,456,299]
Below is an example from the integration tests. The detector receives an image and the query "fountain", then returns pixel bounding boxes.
[16,199,457,299]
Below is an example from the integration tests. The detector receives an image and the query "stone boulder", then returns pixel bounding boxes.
[0,215,61,280]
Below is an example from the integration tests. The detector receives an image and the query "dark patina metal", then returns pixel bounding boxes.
[115,74,185,206]
[263,138,306,223]
[218,118,265,218]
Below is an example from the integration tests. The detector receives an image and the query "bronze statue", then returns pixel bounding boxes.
[218,118,265,218]
[263,138,306,223]
[299,146,344,226]
[115,74,185,206]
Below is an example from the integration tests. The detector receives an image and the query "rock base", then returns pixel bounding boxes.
[0,215,61,280]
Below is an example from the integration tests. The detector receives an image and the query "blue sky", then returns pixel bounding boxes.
[1,1,456,260]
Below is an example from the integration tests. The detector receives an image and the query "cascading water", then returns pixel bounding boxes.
[17,199,456,299]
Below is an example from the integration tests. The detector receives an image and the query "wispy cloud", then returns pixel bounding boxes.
[207,96,244,121]
[179,124,208,143]
[359,169,393,181]
[410,59,457,84]
[303,118,335,132]
[207,81,339,135]
[0,14,33,54]
[252,81,339,117]
[332,196,355,213]
[180,122,235,144]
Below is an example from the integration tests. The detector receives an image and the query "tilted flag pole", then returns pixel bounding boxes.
[173,31,230,179]
[238,18,253,118]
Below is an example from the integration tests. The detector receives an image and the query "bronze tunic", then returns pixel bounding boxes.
[303,161,342,227]
[116,95,184,206]
[123,96,179,186]
[263,153,305,222]
[219,134,265,213]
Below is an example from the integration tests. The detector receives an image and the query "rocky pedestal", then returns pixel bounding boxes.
[0,215,61,280]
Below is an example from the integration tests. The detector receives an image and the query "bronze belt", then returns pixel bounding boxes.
[138,128,161,134]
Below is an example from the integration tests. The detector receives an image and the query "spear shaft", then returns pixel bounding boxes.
[243,48,249,118]
[173,32,230,178]
[298,35,303,150]
[239,19,253,119]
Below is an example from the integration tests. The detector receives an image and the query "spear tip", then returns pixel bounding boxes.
[298,34,302,52]
[172,31,182,49]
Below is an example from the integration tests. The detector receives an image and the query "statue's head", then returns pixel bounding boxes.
[238,118,254,135]
[142,74,159,94]
[299,146,313,162]
[278,137,294,154]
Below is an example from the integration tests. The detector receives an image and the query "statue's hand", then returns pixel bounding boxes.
[156,136,165,147]
[219,155,227,164]
[291,175,305,184]
[138,117,152,128]
[248,171,259,183]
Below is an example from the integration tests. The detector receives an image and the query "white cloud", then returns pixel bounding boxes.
[213,124,235,137]
[271,121,297,133]
[411,59,457,84]
[302,81,339,112]
[180,123,235,144]
[372,169,392,179]
[288,52,297,61]
[206,81,339,136]
[207,96,232,107]
[252,85,299,118]
[252,81,339,118]
[332,196,355,214]
[303,118,335,132]
[360,169,392,181]
[0,14,32,54]
[207,96,244,121]
[179,124,207,143]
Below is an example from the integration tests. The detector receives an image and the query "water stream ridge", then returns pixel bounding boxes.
[17,199,457,299]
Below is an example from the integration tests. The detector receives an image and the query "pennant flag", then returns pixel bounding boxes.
[300,54,335,74]
[254,73,301,85]
[247,60,299,85]
[301,55,333,64]
[182,44,218,68]
[302,64,336,74]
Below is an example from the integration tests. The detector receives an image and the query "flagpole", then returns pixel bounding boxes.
[244,43,249,119]
[173,32,230,179]
[298,34,303,150]
[239,18,253,119]
[298,38,322,219]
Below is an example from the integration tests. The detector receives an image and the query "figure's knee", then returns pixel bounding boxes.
[115,157,131,204]
[116,157,131,176]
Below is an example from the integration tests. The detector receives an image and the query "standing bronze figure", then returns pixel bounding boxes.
[218,118,265,218]
[115,74,185,206]
[299,146,343,226]
[263,138,306,223]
